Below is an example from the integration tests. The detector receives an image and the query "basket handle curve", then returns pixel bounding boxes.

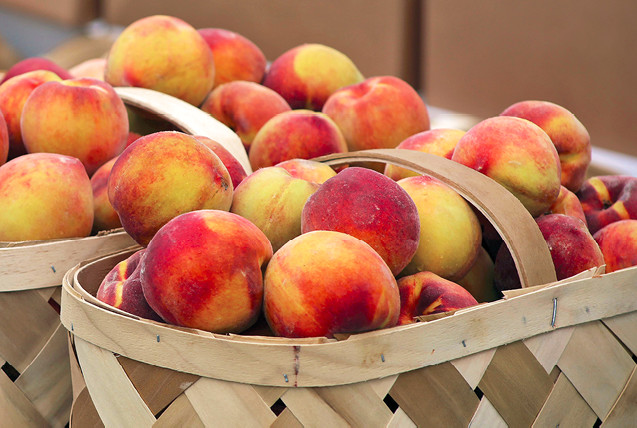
[315,149,557,288]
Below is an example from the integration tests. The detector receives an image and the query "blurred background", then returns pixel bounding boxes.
[1,0,635,173]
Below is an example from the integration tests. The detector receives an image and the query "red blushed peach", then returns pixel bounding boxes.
[274,158,337,184]
[576,175,637,235]
[302,167,420,276]
[0,111,7,165]
[69,58,106,80]
[108,131,233,246]
[97,249,163,321]
[197,28,267,88]
[248,109,348,170]
[322,75,431,153]
[200,81,291,152]
[451,116,562,217]
[594,219,637,273]
[501,100,591,192]
[398,175,482,280]
[105,15,215,106]
[193,135,248,189]
[140,210,273,333]
[91,157,121,233]
[457,247,500,303]
[0,153,93,241]
[126,131,142,147]
[397,271,478,325]
[20,77,129,175]
[263,230,400,338]
[0,57,72,84]
[263,43,364,111]
[0,70,62,159]
[545,185,587,226]
[384,128,465,181]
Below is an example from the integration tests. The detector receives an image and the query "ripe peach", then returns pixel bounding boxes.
[457,247,499,303]
[108,131,233,246]
[200,81,291,152]
[193,135,248,189]
[545,185,587,225]
[105,15,215,106]
[274,158,337,184]
[231,166,319,252]
[322,76,431,153]
[384,128,465,181]
[20,77,129,175]
[302,167,420,276]
[451,116,561,217]
[69,58,106,80]
[97,249,163,321]
[263,43,364,110]
[0,111,7,165]
[91,157,121,233]
[141,210,272,333]
[501,100,591,192]
[593,220,637,273]
[397,271,478,325]
[397,175,482,280]
[248,109,347,170]
[0,153,93,241]
[0,70,62,159]
[0,57,72,84]
[263,230,400,338]
[197,28,267,88]
[577,175,637,235]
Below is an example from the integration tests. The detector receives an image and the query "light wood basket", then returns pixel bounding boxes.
[60,146,637,427]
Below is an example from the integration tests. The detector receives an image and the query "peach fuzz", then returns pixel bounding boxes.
[275,158,337,184]
[501,100,591,192]
[0,153,93,241]
[545,185,587,226]
[108,131,233,246]
[577,175,637,235]
[200,81,291,152]
[263,43,364,110]
[231,166,320,252]
[0,70,62,159]
[0,57,72,84]
[91,157,121,233]
[302,167,420,276]
[457,246,499,303]
[263,230,399,338]
[384,128,465,181]
[322,75,430,153]
[594,220,637,273]
[141,210,272,333]
[397,271,478,325]
[193,135,248,189]
[451,116,561,217]
[398,174,482,280]
[20,77,129,175]
[105,15,215,106]
[197,28,267,88]
[248,109,347,170]
[97,249,163,321]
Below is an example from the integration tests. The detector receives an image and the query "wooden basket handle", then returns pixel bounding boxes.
[315,149,556,288]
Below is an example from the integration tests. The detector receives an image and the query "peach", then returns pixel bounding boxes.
[231,166,319,252]
[501,100,591,192]
[200,81,291,152]
[248,109,348,170]
[0,57,72,84]
[91,157,121,233]
[141,209,272,333]
[451,116,561,217]
[263,230,399,338]
[108,131,233,246]
[97,249,163,321]
[0,111,7,165]
[197,28,267,88]
[322,76,431,153]
[302,167,420,276]
[384,128,465,181]
[20,77,129,175]
[0,70,62,159]
[274,158,337,184]
[263,43,364,110]
[576,175,637,235]
[545,185,587,225]
[105,15,215,106]
[593,220,637,273]
[69,58,106,80]
[397,175,482,280]
[397,271,478,325]
[0,153,93,241]
[457,246,499,303]
[193,135,248,189]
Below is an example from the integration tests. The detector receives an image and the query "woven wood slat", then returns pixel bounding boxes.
[69,388,102,428]
[270,408,303,428]
[468,397,507,428]
[152,394,204,428]
[602,366,637,427]
[603,310,637,355]
[313,381,394,427]
[533,372,598,427]
[280,387,350,427]
[450,348,496,389]
[523,326,575,374]
[0,369,50,427]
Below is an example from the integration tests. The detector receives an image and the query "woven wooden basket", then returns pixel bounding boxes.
[60,145,637,427]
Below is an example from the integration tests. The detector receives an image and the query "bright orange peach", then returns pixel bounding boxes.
[0,57,72,84]
[545,185,587,225]
[193,135,248,189]
[593,219,637,273]
[69,58,106,80]
[274,158,337,184]
[577,175,637,235]
[0,111,7,165]
[91,157,121,233]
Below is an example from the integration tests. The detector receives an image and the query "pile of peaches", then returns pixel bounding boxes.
[1,15,635,339]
